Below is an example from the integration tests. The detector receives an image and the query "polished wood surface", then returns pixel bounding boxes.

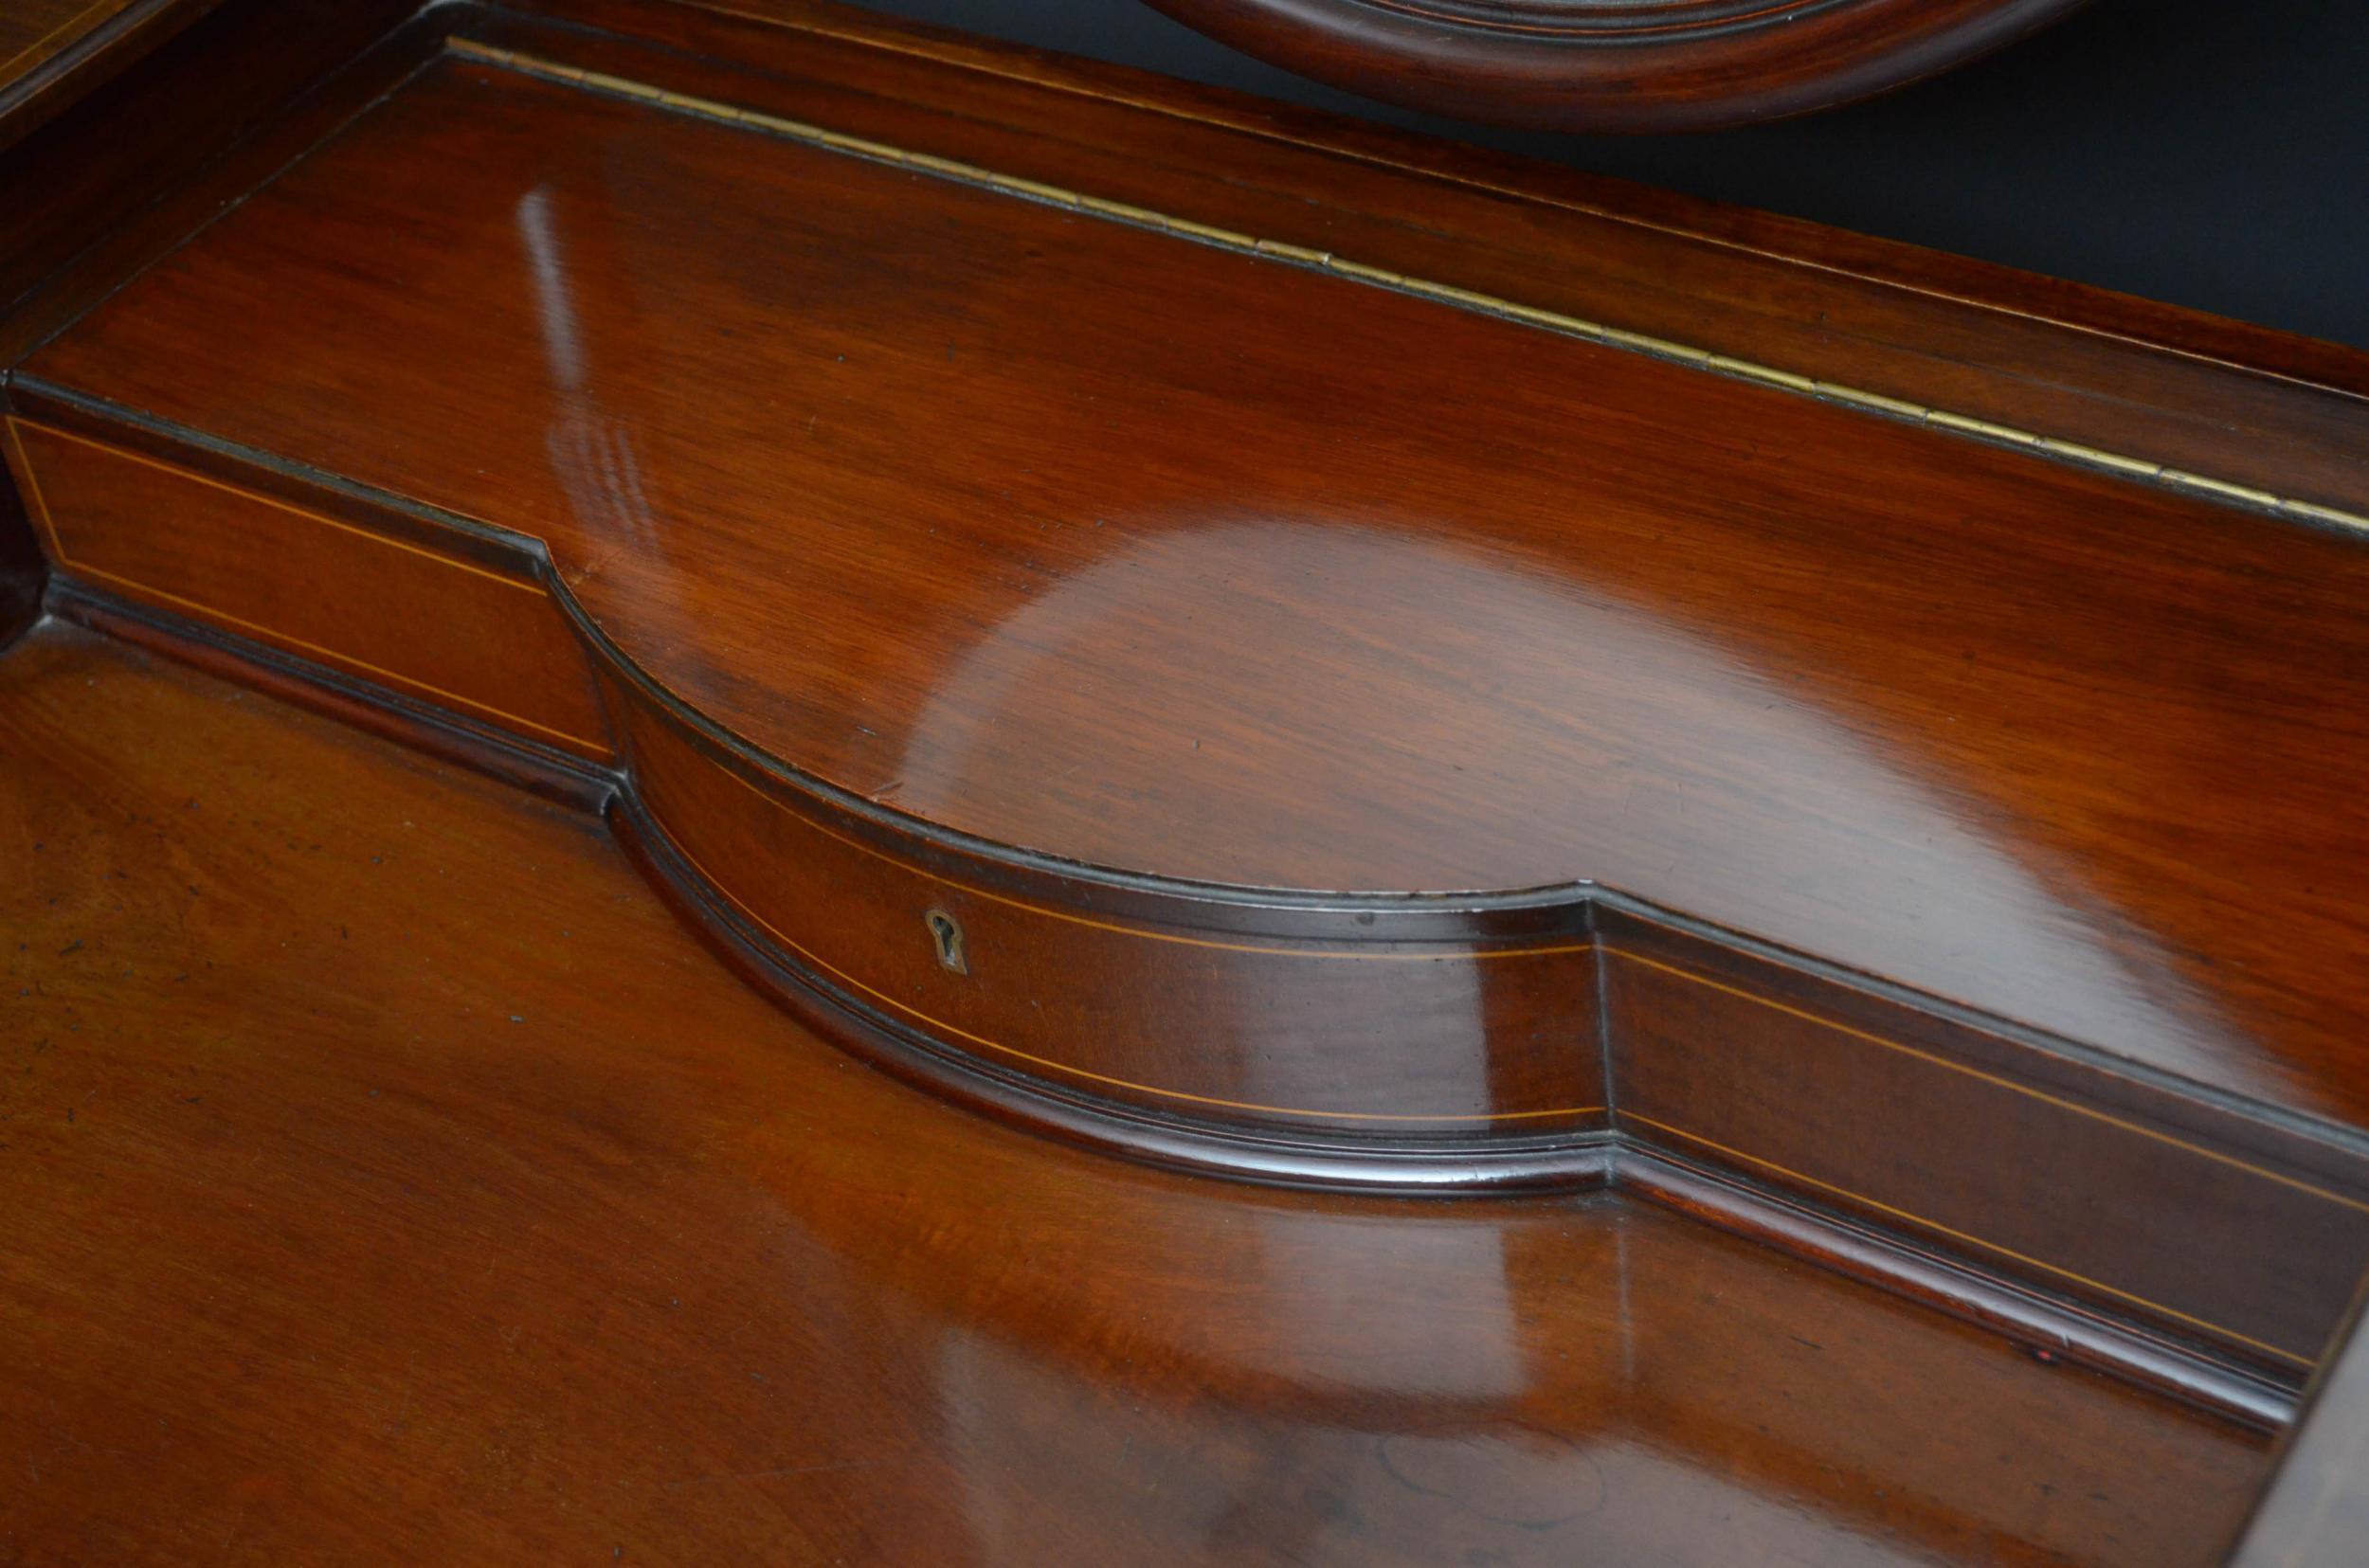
[4,6,2365,1417]
[21,36,2369,1145]
[496,0,2369,523]
[0,0,421,347]
[1139,0,2093,133]
[0,0,136,83]
[1601,910,2369,1380]
[0,620,2281,1564]
[9,414,612,761]
[26,554,2357,1397]
[0,0,182,141]
[0,447,35,646]
[609,679,1609,1137]
[6,2,2369,1555]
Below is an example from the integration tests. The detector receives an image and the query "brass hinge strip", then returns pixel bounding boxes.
[450,39,2368,538]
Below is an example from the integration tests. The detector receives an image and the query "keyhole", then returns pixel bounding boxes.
[925,909,967,974]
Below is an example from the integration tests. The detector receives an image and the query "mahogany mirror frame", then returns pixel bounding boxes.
[1140,0,2098,132]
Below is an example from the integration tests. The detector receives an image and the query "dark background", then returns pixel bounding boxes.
[843,0,2369,351]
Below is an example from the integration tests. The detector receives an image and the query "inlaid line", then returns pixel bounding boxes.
[1605,945,2369,1217]
[1623,1111,2316,1367]
[3,418,610,755]
[649,803,1604,1126]
[0,0,117,81]
[682,715,1597,963]
[20,419,546,589]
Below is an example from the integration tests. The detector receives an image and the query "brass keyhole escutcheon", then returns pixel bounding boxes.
[925,909,967,974]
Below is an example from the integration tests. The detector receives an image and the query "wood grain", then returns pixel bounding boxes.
[1602,909,2369,1378]
[29,545,2355,1392]
[7,16,2368,1398]
[6,3,2366,1555]
[0,620,2280,1565]
[611,672,1608,1134]
[0,0,163,132]
[0,0,415,323]
[21,48,2369,1142]
[0,0,128,79]
[8,415,611,761]
[489,0,2369,521]
[0,446,36,648]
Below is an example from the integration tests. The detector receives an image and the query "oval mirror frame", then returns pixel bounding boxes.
[1139,0,2097,133]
